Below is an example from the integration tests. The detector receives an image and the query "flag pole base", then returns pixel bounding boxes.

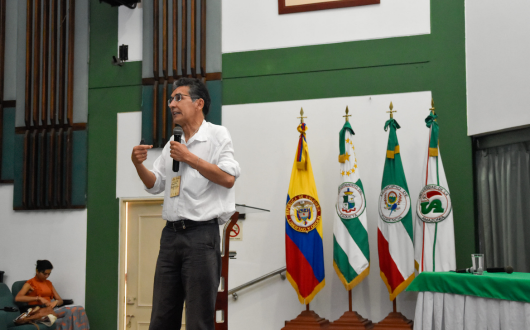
[282,310,330,330]
[373,312,413,329]
[329,311,374,329]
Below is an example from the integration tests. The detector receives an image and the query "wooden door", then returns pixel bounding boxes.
[120,200,186,330]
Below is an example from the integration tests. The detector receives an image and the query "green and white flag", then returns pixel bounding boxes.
[414,110,456,273]
[333,119,370,290]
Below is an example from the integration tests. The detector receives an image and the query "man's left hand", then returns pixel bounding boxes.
[169,141,192,163]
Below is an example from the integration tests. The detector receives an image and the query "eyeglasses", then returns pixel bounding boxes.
[168,93,192,106]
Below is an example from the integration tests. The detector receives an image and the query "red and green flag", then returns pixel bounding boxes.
[377,111,415,301]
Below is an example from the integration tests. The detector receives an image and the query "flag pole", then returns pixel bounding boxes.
[387,101,396,119]
[343,106,351,122]
[430,98,436,115]
[306,303,310,311]
[393,298,397,313]
[298,108,306,124]
[348,289,352,312]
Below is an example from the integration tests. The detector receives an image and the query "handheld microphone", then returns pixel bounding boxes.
[487,266,514,274]
[172,126,183,172]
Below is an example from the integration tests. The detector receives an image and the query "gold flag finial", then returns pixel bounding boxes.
[298,108,307,123]
[343,106,351,122]
[430,98,436,115]
[387,102,396,119]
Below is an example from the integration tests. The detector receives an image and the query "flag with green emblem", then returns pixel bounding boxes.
[377,103,415,301]
[333,110,370,290]
[414,101,456,273]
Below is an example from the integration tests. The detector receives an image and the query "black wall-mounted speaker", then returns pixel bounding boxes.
[100,0,140,9]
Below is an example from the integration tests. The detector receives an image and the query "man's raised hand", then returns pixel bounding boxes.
[132,144,153,165]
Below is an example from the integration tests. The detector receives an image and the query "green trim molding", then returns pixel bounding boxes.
[222,0,472,269]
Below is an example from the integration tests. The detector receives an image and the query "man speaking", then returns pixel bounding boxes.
[131,78,240,330]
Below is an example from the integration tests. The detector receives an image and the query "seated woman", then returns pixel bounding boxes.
[15,260,90,330]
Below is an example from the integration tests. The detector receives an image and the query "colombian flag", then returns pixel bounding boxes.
[285,122,325,305]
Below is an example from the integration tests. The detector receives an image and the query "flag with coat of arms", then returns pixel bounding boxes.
[333,116,370,290]
[285,118,325,305]
[414,104,456,273]
[377,104,415,301]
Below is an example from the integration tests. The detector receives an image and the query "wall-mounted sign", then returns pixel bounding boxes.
[230,221,243,241]
[278,0,380,15]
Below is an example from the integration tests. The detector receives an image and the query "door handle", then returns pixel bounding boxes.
[126,314,135,328]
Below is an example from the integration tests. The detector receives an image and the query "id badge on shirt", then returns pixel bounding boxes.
[170,176,181,197]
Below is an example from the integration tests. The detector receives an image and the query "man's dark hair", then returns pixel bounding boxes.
[173,78,211,117]
[36,260,53,272]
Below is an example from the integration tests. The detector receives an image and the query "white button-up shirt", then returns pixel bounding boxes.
[145,120,241,224]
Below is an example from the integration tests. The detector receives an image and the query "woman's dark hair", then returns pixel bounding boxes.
[173,78,211,117]
[36,260,53,272]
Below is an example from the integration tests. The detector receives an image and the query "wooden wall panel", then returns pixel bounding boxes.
[32,0,40,126]
[0,0,5,178]
[14,0,83,210]
[162,0,168,79]
[50,0,57,125]
[190,0,196,77]
[56,127,63,206]
[22,130,29,207]
[153,81,158,147]
[146,0,217,147]
[24,0,32,127]
[66,0,75,125]
[153,0,159,79]
[0,0,5,103]
[48,128,55,204]
[172,0,178,78]
[200,0,206,77]
[59,0,66,125]
[162,80,167,145]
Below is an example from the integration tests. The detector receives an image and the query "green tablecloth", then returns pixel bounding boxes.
[406,271,530,303]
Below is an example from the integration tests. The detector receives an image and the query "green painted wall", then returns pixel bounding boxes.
[86,1,142,329]
[222,0,473,268]
[1,107,15,181]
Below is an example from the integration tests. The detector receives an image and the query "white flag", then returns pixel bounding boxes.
[414,111,456,273]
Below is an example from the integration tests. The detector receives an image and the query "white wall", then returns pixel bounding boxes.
[466,0,530,136]
[0,185,87,306]
[222,0,430,53]
[223,91,434,328]
[118,5,144,62]
[116,112,163,198]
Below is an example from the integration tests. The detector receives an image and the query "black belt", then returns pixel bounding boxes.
[166,219,217,231]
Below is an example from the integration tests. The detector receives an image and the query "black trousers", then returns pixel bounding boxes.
[149,221,221,330]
